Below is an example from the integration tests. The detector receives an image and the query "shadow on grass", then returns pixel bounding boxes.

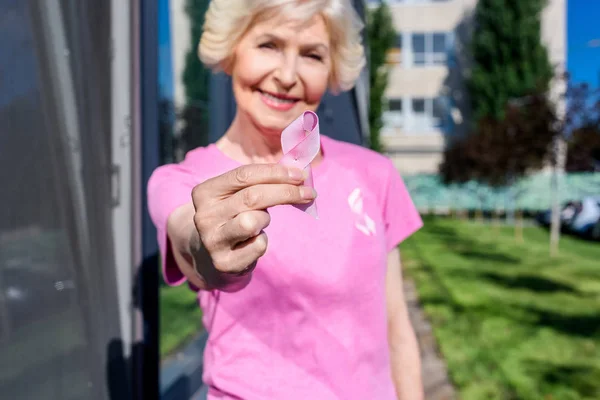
[403,233,456,305]
[479,272,578,293]
[424,223,463,240]
[448,269,579,294]
[430,268,597,337]
[522,306,600,337]
[457,250,520,264]
[424,220,522,265]
[525,360,600,398]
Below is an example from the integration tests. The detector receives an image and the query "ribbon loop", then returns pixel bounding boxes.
[278,111,320,219]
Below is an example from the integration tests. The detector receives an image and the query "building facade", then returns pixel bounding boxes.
[368,0,567,175]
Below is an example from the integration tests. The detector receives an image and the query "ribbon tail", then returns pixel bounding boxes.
[277,156,318,219]
[293,166,318,219]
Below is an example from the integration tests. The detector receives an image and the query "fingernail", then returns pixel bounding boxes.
[288,168,303,181]
[300,187,317,200]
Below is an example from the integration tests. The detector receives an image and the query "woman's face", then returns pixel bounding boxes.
[229,14,332,137]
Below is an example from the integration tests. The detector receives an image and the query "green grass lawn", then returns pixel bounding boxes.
[401,217,600,400]
[160,283,203,358]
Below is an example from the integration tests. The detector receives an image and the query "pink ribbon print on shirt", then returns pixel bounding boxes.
[278,110,320,219]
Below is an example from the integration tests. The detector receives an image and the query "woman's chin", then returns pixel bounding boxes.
[254,115,295,136]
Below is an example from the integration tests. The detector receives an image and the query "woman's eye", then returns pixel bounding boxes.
[259,42,277,50]
[306,53,323,62]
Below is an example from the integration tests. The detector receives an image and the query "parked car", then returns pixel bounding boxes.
[568,196,600,237]
[535,200,581,228]
[536,196,600,239]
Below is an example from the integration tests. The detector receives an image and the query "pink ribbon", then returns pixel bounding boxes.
[278,111,320,219]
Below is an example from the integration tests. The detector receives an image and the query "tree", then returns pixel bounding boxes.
[441,95,557,187]
[566,126,600,172]
[443,0,557,247]
[366,2,396,153]
[440,94,558,238]
[182,0,210,105]
[177,0,211,158]
[466,0,553,123]
[564,82,600,172]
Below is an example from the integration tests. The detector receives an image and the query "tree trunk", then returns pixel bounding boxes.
[549,136,566,257]
[549,167,561,257]
[515,209,524,243]
[493,209,501,233]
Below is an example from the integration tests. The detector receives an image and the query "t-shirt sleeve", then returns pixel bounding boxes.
[382,160,423,251]
[147,164,197,286]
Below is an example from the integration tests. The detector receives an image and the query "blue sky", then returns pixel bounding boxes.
[158,0,174,100]
[567,0,600,86]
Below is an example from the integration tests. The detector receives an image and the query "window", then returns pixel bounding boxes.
[382,96,452,135]
[389,99,403,112]
[412,98,426,113]
[408,32,451,67]
[412,34,426,65]
[406,97,451,133]
[432,33,448,64]
[383,98,404,131]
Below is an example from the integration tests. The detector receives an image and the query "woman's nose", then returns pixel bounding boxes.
[274,54,298,90]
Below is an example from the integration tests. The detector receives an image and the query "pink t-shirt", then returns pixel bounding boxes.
[147,135,423,399]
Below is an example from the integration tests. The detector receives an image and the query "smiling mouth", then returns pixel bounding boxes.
[257,89,300,105]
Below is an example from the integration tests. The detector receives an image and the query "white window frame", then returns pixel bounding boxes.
[382,97,404,135]
[398,96,451,135]
[409,32,451,67]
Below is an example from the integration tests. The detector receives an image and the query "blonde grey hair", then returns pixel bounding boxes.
[199,0,366,93]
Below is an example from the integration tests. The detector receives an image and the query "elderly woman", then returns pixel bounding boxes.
[148,0,424,398]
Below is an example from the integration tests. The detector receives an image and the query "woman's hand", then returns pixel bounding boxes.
[190,164,316,278]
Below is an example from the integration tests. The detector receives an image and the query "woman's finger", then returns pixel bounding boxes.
[201,164,306,198]
[219,209,271,246]
[213,231,269,274]
[222,183,316,218]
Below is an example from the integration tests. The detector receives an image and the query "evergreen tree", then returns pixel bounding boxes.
[366,2,396,153]
[467,0,553,122]
[182,0,210,104]
[178,0,211,154]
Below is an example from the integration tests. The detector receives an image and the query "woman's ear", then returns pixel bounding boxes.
[220,55,235,76]
[220,40,240,76]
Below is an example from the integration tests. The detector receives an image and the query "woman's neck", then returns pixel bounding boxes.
[216,112,283,164]
[216,111,323,166]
